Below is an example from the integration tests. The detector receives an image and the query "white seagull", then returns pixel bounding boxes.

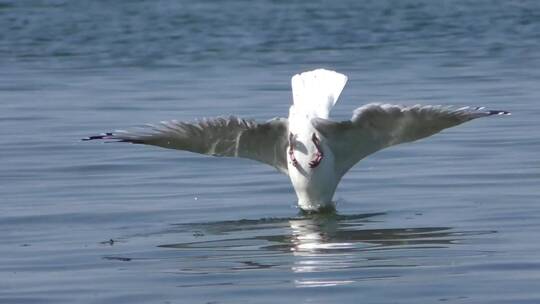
[85,69,510,212]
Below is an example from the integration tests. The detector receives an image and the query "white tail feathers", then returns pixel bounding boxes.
[291,69,348,119]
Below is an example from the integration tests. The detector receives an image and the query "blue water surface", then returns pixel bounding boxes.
[1,1,540,303]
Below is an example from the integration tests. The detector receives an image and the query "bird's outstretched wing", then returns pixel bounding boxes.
[312,103,510,177]
[84,116,290,174]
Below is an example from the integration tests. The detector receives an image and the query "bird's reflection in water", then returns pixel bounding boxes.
[282,212,455,287]
[155,212,468,284]
[287,212,454,255]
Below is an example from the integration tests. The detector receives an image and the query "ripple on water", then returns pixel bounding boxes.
[100,212,497,291]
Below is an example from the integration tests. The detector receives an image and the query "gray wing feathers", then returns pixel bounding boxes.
[313,103,510,176]
[87,116,289,174]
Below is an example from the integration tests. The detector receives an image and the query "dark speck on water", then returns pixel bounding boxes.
[100,239,116,246]
[1,0,540,303]
[103,256,132,262]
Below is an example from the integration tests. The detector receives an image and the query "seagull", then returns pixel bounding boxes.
[84,69,510,212]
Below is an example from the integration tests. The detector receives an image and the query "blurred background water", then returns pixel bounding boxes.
[1,0,540,303]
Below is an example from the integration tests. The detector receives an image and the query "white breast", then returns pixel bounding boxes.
[287,112,339,211]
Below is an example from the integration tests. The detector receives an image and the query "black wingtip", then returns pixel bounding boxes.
[81,132,114,141]
[487,110,511,116]
[470,107,511,116]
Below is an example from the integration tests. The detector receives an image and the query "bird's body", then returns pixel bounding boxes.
[287,112,339,210]
[85,69,510,212]
[285,69,347,210]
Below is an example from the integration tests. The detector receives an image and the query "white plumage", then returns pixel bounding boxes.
[85,69,510,212]
[291,69,348,119]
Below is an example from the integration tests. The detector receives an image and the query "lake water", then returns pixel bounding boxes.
[2,0,540,303]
